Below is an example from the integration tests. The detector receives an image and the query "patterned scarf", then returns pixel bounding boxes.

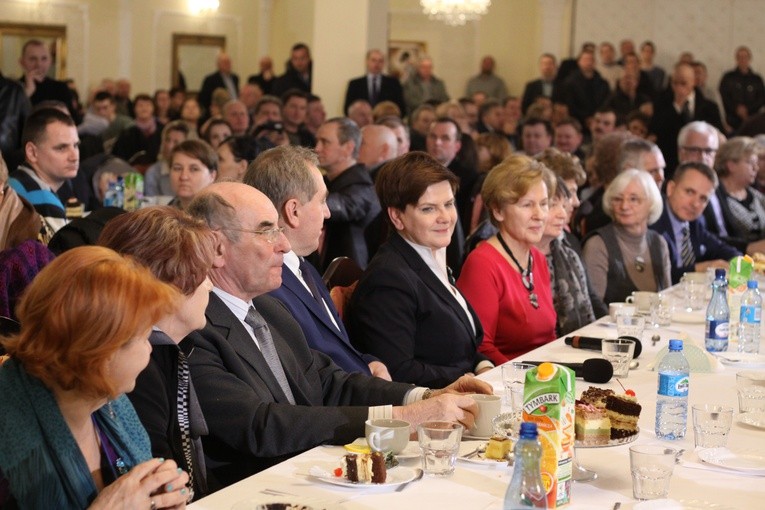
[547,236,595,336]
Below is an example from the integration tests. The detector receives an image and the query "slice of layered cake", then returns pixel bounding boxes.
[604,394,642,439]
[580,387,614,411]
[341,452,387,483]
[574,401,611,446]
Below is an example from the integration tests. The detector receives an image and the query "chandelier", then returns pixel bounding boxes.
[420,0,491,27]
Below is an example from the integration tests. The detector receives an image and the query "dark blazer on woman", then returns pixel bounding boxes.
[348,232,487,388]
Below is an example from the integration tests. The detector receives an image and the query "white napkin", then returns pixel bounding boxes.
[645,332,724,373]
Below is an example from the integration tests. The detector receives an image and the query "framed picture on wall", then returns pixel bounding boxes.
[388,40,427,82]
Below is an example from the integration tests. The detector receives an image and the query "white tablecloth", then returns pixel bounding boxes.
[190,313,764,510]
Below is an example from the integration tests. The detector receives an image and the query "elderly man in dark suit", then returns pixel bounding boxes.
[185,181,489,486]
[197,52,240,115]
[344,49,406,116]
[243,145,390,378]
[650,162,739,284]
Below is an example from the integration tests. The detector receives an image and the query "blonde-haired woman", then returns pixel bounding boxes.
[457,154,557,365]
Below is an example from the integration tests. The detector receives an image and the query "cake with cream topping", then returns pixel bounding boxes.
[604,394,642,439]
[341,452,387,483]
[574,401,611,446]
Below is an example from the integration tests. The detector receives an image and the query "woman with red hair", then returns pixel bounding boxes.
[0,246,190,509]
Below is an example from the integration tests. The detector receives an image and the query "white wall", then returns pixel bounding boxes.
[573,0,765,92]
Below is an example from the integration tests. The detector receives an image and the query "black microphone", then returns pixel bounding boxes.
[522,359,613,383]
[565,335,643,358]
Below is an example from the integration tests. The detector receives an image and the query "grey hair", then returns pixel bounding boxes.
[714,136,760,177]
[187,191,243,243]
[602,168,663,224]
[619,138,653,171]
[677,121,719,150]
[325,117,361,159]
[243,145,320,213]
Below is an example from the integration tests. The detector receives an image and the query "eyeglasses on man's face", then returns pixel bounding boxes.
[226,226,285,244]
[680,146,716,156]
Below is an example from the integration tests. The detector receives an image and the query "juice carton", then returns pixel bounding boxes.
[522,362,575,508]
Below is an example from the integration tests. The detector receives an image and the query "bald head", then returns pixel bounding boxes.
[188,181,290,300]
[358,125,398,167]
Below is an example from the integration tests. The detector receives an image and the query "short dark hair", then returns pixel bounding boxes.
[171,139,218,172]
[21,108,75,146]
[94,91,115,103]
[375,152,458,226]
[202,118,232,144]
[479,99,502,120]
[673,161,718,188]
[555,116,582,134]
[308,94,322,104]
[431,116,462,140]
[220,135,263,165]
[133,93,153,106]
[522,117,553,137]
[254,95,283,116]
[281,88,309,105]
[292,42,311,55]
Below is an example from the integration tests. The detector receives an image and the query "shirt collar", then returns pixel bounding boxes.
[212,286,251,322]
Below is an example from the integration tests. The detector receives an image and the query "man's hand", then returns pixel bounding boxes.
[430,374,493,398]
[23,73,37,97]
[393,394,478,433]
[368,361,392,381]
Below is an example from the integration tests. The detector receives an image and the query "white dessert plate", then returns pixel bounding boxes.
[462,433,492,441]
[671,310,705,324]
[696,447,765,475]
[457,441,512,466]
[575,428,639,448]
[308,465,418,488]
[713,352,765,368]
[737,412,765,429]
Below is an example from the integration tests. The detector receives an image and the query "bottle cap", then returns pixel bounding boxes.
[715,268,726,279]
[519,421,538,439]
[536,362,556,381]
[748,280,758,289]
[669,339,683,351]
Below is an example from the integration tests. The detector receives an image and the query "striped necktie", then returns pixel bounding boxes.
[680,225,696,268]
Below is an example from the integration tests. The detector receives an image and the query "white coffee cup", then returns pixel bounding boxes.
[365,419,410,454]
[609,302,636,322]
[469,394,502,437]
[626,291,659,313]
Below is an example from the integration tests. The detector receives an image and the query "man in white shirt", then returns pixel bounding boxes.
[185,180,488,485]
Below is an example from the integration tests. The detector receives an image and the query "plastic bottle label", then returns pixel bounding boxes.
[706,320,729,339]
[658,373,689,397]
[740,305,761,324]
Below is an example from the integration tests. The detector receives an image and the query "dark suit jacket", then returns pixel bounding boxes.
[190,292,412,486]
[521,79,555,114]
[650,89,724,177]
[268,262,374,375]
[650,201,740,284]
[323,163,380,270]
[197,71,240,112]
[271,68,311,98]
[344,75,406,115]
[562,70,610,128]
[348,233,487,387]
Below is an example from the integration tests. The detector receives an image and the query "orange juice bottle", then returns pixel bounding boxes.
[522,363,575,508]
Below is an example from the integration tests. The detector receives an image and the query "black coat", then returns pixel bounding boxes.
[344,75,406,115]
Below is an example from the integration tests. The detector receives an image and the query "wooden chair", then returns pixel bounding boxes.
[322,257,364,326]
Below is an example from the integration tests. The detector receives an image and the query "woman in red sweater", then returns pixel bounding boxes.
[457,154,557,364]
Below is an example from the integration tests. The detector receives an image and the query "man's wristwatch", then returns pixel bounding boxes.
[422,388,434,400]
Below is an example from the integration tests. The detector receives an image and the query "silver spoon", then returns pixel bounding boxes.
[395,468,423,492]
[629,360,640,370]
[652,334,660,346]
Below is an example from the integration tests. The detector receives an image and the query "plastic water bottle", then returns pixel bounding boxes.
[705,268,730,352]
[504,422,547,509]
[655,339,690,440]
[738,280,762,354]
[103,177,125,208]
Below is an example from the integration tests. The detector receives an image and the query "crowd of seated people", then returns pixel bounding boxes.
[4,34,765,507]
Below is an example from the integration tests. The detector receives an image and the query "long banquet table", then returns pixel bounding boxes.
[190,311,764,510]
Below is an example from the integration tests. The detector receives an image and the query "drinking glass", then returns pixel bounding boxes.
[616,315,645,340]
[601,338,636,378]
[629,445,677,500]
[737,371,765,413]
[501,362,534,408]
[692,404,733,448]
[417,421,463,476]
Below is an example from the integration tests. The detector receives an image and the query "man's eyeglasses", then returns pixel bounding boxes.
[226,226,285,244]
[680,146,716,156]
[610,195,645,207]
